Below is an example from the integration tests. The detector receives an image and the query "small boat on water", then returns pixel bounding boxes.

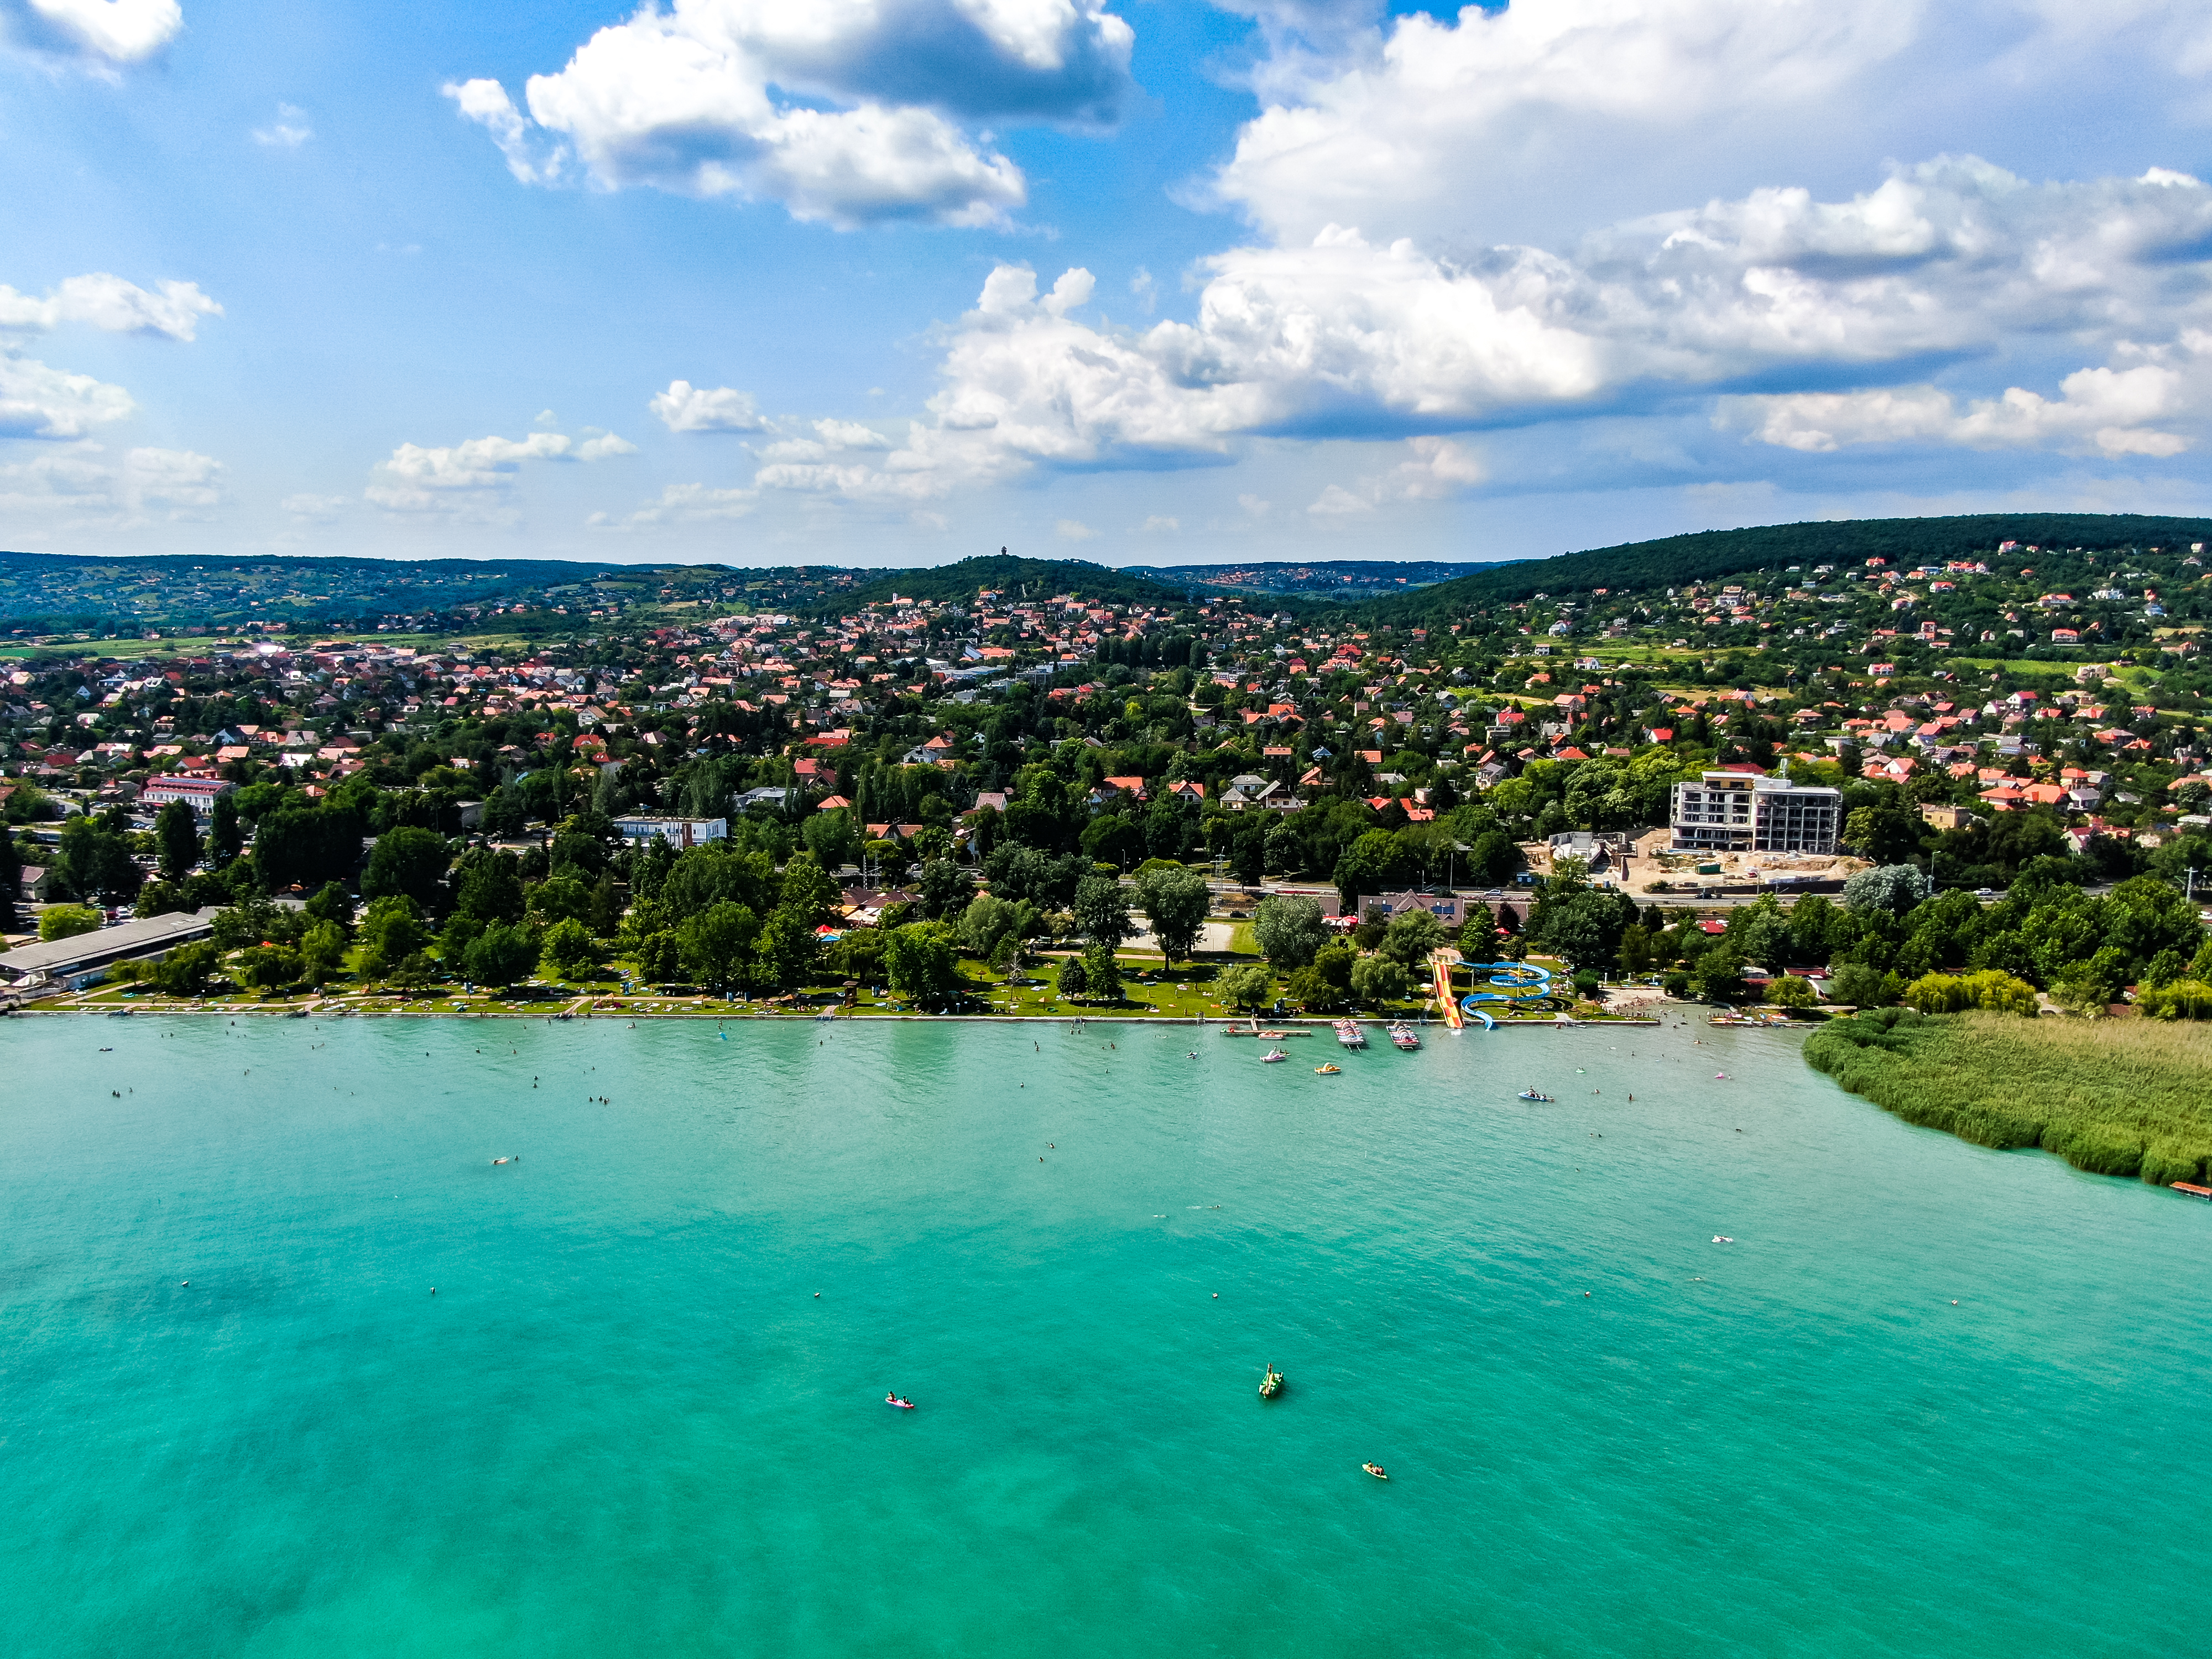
[1517,1089,1555,1102]
[1261,1047,1290,1063]
[1389,1023,1419,1051]
[1334,1020,1366,1049]
[1314,1063,1340,1074]
[886,1393,916,1410]
[1362,1463,1388,1480]
[1260,1365,1285,1399]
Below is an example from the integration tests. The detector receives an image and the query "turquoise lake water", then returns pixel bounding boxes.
[4,1013,2209,1657]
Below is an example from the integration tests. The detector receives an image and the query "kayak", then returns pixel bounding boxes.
[885,1395,916,1410]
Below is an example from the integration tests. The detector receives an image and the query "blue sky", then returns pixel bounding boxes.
[4,1,2212,570]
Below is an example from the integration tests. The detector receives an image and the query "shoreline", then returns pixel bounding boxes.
[8,1003,1674,1027]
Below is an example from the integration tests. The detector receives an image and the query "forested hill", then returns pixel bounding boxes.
[1362,513,2212,623]
[814,555,1190,615]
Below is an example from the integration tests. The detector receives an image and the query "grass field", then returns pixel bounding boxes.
[1804,1010,2212,1186]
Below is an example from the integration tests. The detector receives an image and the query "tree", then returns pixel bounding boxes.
[1469,830,1524,885]
[1902,969,2038,1016]
[1765,973,1817,1010]
[1843,804,1925,865]
[54,812,142,904]
[1350,954,1409,1008]
[454,850,526,924]
[1725,894,1792,969]
[531,872,593,925]
[361,827,450,912]
[588,872,623,936]
[1251,895,1327,969]
[151,940,221,995]
[959,893,1029,961]
[1691,949,1746,1003]
[0,827,19,933]
[1082,938,1123,1003]
[637,930,684,985]
[466,922,539,989]
[1333,828,1409,912]
[39,904,103,942]
[885,921,963,1004]
[392,951,437,992]
[2137,979,2212,1020]
[299,920,347,986]
[238,943,301,992]
[154,800,201,882]
[303,880,356,935]
[1227,817,1267,886]
[2052,946,2130,1015]
[1619,923,1657,976]
[1312,938,1357,995]
[1540,889,1638,971]
[802,807,862,871]
[1055,952,1088,999]
[1843,863,1931,916]
[1286,964,1347,1013]
[776,852,838,928]
[1073,873,1131,949]
[1219,963,1275,1011]
[541,917,604,980]
[679,900,761,993]
[1135,863,1211,962]
[1079,812,1145,868]
[916,857,975,923]
[253,801,366,892]
[754,911,819,992]
[1828,959,1890,1008]
[208,792,244,866]
[1377,909,1444,970]
[357,897,429,979]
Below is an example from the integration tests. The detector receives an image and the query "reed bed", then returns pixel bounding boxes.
[1803,1011,2212,1185]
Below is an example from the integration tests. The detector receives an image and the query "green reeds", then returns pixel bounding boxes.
[1803,1010,2212,1186]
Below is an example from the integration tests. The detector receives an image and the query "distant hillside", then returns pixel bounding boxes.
[812,554,1189,615]
[1362,513,2212,623]
[0,551,849,635]
[1126,559,1489,599]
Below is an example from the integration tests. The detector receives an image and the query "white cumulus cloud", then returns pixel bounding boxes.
[3,0,182,66]
[1207,0,1926,244]
[252,103,314,148]
[1722,337,2212,459]
[1055,517,1098,539]
[650,379,769,432]
[769,157,2212,508]
[0,273,222,341]
[0,445,222,526]
[445,1,1135,227]
[0,354,135,438]
[366,426,637,518]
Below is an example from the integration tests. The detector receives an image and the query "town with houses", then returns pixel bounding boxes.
[6,515,2212,1024]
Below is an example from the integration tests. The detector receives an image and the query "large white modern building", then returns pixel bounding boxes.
[1670,770,1841,855]
[612,815,727,849]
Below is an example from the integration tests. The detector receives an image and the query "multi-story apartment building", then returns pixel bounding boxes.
[1669,770,1842,855]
